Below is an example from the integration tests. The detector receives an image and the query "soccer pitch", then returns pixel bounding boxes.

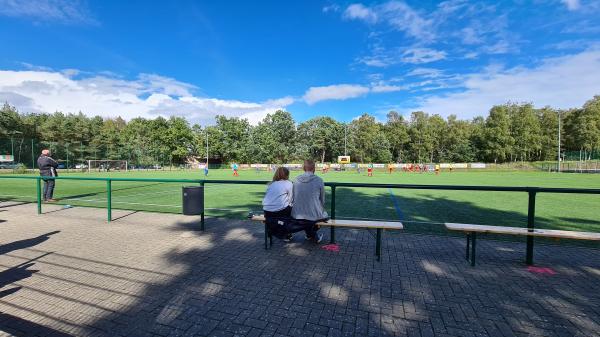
[1,169,599,234]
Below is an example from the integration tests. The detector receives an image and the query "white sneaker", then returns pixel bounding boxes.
[315,233,324,244]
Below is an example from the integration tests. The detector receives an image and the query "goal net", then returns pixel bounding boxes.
[87,160,128,172]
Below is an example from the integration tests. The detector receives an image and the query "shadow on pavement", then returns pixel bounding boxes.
[0,190,598,337]
[0,312,73,337]
[0,231,60,255]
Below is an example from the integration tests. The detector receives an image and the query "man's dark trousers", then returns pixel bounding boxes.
[43,179,55,200]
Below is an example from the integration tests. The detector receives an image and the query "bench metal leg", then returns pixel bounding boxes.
[466,233,471,260]
[526,235,534,265]
[470,232,477,267]
[330,226,335,244]
[376,228,382,261]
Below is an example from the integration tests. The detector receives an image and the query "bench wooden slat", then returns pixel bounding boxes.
[251,215,403,230]
[445,223,600,241]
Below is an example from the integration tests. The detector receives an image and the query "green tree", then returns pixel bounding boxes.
[166,117,194,165]
[384,111,410,162]
[350,114,392,162]
[483,105,513,163]
[510,103,542,161]
[407,111,434,163]
[0,103,22,137]
[538,107,560,161]
[445,115,474,162]
[212,116,251,163]
[296,117,344,163]
[254,110,296,163]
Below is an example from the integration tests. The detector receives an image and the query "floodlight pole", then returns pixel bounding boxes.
[557,111,561,172]
[206,129,209,166]
[344,124,347,156]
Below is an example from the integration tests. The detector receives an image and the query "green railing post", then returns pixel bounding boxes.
[36,177,42,214]
[330,185,336,243]
[526,190,536,265]
[200,181,205,231]
[107,179,112,222]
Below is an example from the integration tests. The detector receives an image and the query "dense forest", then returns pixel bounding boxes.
[1,95,599,166]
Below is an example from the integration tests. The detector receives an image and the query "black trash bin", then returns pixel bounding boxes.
[182,186,204,215]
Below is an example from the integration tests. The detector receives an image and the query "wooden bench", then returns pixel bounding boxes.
[445,223,600,266]
[251,215,403,261]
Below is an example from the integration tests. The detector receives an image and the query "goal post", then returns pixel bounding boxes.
[86,160,128,172]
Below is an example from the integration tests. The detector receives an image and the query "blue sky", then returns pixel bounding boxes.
[1,0,599,125]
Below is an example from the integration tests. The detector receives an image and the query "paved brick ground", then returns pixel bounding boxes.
[0,201,599,337]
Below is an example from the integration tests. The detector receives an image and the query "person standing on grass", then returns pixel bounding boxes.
[367,163,373,177]
[291,160,328,243]
[37,149,59,202]
[232,162,239,176]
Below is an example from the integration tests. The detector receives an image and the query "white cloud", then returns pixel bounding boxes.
[357,46,446,67]
[303,84,370,105]
[378,1,434,40]
[460,27,484,45]
[407,68,443,78]
[402,48,446,64]
[358,56,391,67]
[322,4,340,13]
[480,39,515,54]
[0,0,97,25]
[303,82,404,104]
[0,69,292,125]
[371,85,404,93]
[343,1,433,40]
[343,4,377,23]
[409,49,600,118]
[341,1,520,68]
[561,0,581,10]
[463,52,479,59]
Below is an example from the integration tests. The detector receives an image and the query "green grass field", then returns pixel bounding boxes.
[1,169,599,234]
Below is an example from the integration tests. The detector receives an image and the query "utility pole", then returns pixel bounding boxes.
[344,124,347,156]
[206,129,209,166]
[557,111,561,172]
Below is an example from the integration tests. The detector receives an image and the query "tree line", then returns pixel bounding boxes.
[1,95,599,166]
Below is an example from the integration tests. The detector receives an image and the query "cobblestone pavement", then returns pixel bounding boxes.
[0,201,599,337]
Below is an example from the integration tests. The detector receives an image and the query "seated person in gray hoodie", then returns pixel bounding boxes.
[291,160,328,243]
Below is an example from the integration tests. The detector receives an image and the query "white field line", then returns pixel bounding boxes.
[45,197,249,211]
[33,195,251,212]
[0,194,35,199]
[0,183,249,201]
[108,183,247,199]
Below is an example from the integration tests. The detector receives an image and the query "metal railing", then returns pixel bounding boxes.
[1,175,600,265]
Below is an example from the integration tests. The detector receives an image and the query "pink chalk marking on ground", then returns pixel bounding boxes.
[527,266,556,275]
[322,244,340,252]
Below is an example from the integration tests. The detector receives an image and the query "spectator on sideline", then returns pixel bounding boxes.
[37,149,59,202]
[262,167,294,242]
[291,160,328,243]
